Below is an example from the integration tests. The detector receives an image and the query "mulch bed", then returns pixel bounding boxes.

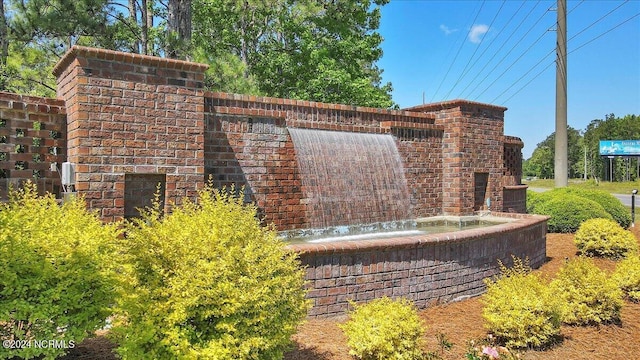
[61,227,640,360]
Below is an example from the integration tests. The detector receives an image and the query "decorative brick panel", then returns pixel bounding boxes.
[0,92,67,200]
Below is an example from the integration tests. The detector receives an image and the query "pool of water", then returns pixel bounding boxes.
[279,215,514,244]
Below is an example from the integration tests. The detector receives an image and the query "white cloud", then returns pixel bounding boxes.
[439,24,457,35]
[468,24,489,44]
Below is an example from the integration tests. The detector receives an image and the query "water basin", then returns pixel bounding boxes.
[280,215,515,244]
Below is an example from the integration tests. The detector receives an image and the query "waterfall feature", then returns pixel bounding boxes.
[289,128,412,228]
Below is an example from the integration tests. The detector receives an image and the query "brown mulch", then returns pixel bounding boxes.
[61,227,640,360]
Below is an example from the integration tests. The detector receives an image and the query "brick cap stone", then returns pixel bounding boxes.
[206,91,436,119]
[504,135,524,146]
[0,91,65,106]
[403,99,508,113]
[52,45,209,77]
[285,212,548,255]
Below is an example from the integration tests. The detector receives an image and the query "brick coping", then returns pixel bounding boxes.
[0,91,65,107]
[52,46,210,77]
[285,213,549,255]
[504,135,524,146]
[206,91,437,120]
[404,99,508,113]
[504,185,529,190]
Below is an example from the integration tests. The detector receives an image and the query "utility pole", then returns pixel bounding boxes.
[555,0,568,187]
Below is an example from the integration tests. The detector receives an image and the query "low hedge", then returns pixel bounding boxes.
[574,218,638,259]
[528,188,631,229]
[534,194,612,233]
[613,255,640,302]
[554,188,631,228]
[550,257,623,325]
[482,258,562,348]
[340,297,425,360]
[0,183,120,360]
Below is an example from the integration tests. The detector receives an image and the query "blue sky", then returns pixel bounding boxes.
[376,0,640,159]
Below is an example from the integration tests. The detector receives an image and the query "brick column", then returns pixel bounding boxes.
[53,46,208,221]
[407,100,507,215]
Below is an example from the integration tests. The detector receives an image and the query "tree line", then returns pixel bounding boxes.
[0,0,395,108]
[523,114,640,182]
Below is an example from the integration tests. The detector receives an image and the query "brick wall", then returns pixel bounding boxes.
[30,46,529,226]
[53,46,208,221]
[0,92,67,199]
[204,92,444,230]
[288,212,548,317]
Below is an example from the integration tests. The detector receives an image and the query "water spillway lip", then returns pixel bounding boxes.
[280,216,518,244]
[306,230,426,243]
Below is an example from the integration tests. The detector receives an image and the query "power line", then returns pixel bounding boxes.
[429,0,486,102]
[473,28,552,101]
[567,0,584,15]
[457,0,528,99]
[492,1,633,105]
[443,0,507,100]
[490,48,554,103]
[568,0,629,43]
[569,11,640,54]
[465,1,552,100]
[499,11,640,105]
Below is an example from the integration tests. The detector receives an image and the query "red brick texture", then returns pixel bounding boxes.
[0,92,67,199]
[288,212,548,317]
[204,92,446,229]
[0,47,530,224]
[408,100,526,215]
[53,46,207,221]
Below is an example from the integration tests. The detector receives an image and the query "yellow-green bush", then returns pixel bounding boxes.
[613,254,640,302]
[340,297,425,360]
[110,186,309,359]
[482,258,561,349]
[550,257,623,325]
[0,183,120,360]
[574,218,638,259]
[534,194,611,233]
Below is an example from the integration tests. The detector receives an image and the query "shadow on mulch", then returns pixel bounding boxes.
[57,336,117,360]
[284,344,334,360]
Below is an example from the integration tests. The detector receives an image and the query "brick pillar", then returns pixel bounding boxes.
[53,46,208,221]
[407,100,507,215]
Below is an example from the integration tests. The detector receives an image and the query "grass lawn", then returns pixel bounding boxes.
[523,178,640,194]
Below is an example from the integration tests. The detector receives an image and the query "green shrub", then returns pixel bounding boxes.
[551,257,623,325]
[0,183,120,360]
[482,258,561,349]
[110,186,309,360]
[574,218,638,259]
[340,297,425,360]
[526,190,541,213]
[534,194,611,233]
[613,254,640,302]
[553,188,632,228]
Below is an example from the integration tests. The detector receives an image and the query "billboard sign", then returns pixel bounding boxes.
[599,140,640,156]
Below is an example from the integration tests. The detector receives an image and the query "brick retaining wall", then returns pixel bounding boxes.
[288,212,548,317]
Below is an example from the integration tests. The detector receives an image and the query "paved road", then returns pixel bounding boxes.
[528,187,635,207]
